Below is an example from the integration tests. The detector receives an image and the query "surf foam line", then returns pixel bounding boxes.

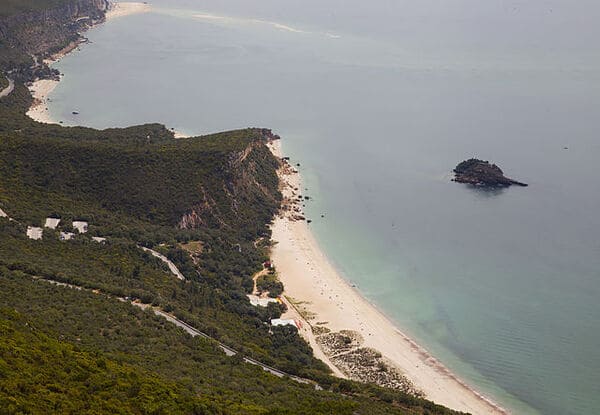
[192,12,341,39]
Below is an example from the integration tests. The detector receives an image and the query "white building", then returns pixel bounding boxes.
[44,217,60,229]
[72,221,88,233]
[248,295,279,307]
[26,226,43,240]
[270,319,298,328]
[60,232,75,241]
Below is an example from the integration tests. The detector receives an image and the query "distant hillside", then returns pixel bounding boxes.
[0,0,107,77]
[0,0,76,16]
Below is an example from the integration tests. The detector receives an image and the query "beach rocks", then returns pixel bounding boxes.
[453,158,528,187]
[252,128,281,141]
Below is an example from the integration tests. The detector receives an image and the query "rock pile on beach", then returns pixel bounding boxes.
[277,157,306,222]
[317,330,423,396]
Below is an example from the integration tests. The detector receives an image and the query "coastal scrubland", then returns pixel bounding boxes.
[0,0,74,16]
[0,1,465,414]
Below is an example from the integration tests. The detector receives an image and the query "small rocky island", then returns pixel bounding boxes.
[453,159,528,187]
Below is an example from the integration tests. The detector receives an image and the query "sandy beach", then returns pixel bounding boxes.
[106,2,151,20]
[26,79,60,124]
[268,139,508,414]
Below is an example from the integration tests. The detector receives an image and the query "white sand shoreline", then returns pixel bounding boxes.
[268,138,508,415]
[106,2,151,20]
[27,79,60,124]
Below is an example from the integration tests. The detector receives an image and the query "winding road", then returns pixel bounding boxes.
[33,273,317,387]
[0,77,14,98]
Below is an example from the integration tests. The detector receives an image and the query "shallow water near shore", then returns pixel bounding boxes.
[47,1,600,414]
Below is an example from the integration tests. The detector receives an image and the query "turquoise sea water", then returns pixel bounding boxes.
[47,1,600,413]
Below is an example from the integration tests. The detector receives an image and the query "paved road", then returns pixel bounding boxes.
[0,78,14,98]
[33,275,317,387]
[132,302,311,383]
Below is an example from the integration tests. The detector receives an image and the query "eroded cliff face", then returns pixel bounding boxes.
[0,0,108,77]
[179,131,282,232]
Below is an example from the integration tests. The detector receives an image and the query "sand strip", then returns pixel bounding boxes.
[106,2,151,20]
[268,139,508,415]
[26,79,60,124]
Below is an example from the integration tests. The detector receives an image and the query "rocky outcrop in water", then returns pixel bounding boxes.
[453,159,528,187]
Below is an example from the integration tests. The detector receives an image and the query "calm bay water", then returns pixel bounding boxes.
[49,1,600,413]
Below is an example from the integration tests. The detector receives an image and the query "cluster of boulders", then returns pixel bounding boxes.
[316,330,423,396]
[278,159,307,222]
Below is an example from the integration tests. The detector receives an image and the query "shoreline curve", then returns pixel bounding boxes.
[268,138,509,415]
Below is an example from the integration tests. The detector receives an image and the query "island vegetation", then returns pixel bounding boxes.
[453,158,528,187]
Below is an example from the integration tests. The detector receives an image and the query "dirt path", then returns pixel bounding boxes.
[140,247,185,280]
[252,268,269,294]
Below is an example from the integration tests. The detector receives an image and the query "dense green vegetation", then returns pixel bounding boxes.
[0,272,460,415]
[0,86,280,237]
[0,308,211,414]
[0,0,73,17]
[0,0,105,77]
[0,219,326,377]
[257,271,284,298]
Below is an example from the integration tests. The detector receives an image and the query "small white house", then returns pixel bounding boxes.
[270,319,298,328]
[72,221,88,233]
[248,295,279,307]
[92,236,107,243]
[44,217,61,229]
[0,208,7,218]
[26,226,43,240]
[60,232,75,241]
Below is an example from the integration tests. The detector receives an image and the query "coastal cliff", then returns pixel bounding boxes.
[178,129,282,231]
